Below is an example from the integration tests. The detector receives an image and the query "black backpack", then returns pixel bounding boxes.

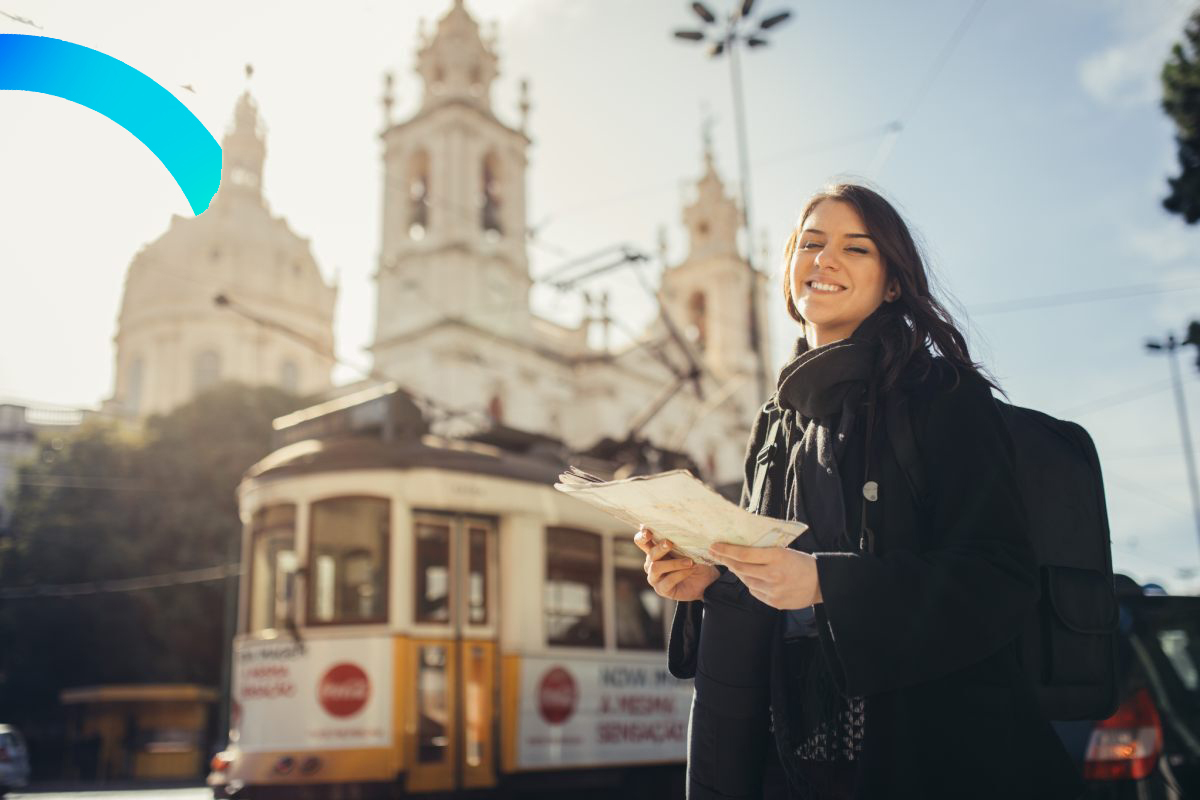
[885,391,1120,721]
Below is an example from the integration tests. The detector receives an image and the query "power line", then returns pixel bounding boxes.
[869,0,988,176]
[899,0,989,122]
[12,475,156,492]
[1057,378,1175,418]
[1107,472,1194,517]
[1104,443,1199,460]
[968,277,1200,316]
[0,562,240,600]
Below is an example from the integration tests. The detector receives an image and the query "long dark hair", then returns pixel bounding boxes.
[782,182,1002,396]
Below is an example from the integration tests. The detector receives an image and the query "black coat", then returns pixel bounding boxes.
[669,357,1085,799]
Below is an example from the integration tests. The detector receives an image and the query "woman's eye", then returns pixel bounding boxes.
[800,241,822,250]
[848,247,869,254]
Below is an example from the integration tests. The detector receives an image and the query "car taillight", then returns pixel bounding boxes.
[1083,687,1163,781]
[210,751,232,772]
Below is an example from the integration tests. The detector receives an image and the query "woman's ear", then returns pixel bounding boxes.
[885,277,901,302]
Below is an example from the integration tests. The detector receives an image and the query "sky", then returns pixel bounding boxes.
[1,0,1199,590]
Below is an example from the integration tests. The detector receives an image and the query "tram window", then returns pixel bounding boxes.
[467,525,489,625]
[248,504,297,633]
[544,527,604,648]
[416,645,449,765]
[612,538,666,650]
[415,521,451,624]
[308,497,389,625]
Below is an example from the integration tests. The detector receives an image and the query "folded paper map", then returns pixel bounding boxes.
[553,466,808,566]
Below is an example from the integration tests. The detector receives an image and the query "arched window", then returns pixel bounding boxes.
[687,290,707,351]
[193,350,221,394]
[487,391,504,424]
[480,152,502,239]
[127,356,144,415]
[409,150,431,240]
[280,359,299,394]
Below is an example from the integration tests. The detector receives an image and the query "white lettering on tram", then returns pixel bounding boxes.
[598,667,648,687]
[321,679,368,701]
[596,721,687,744]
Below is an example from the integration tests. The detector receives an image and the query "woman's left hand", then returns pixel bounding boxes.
[708,543,824,610]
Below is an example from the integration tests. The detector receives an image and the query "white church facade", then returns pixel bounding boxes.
[101,0,772,489]
[102,78,338,421]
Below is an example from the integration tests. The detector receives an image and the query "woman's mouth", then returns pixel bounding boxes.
[806,280,846,294]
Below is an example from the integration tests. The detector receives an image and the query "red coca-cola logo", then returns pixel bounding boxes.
[319,663,370,718]
[538,666,578,725]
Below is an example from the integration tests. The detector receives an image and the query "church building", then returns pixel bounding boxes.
[102,73,338,421]
[365,0,771,487]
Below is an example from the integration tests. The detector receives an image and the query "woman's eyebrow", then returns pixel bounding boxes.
[800,227,875,241]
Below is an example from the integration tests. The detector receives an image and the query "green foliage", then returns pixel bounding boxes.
[1161,9,1200,222]
[0,382,310,723]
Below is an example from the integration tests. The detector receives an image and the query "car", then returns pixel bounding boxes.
[1052,574,1200,798]
[0,724,31,798]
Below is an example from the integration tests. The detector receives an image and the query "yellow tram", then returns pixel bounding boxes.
[211,383,697,798]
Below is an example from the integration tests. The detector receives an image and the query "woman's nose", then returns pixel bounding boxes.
[814,249,838,270]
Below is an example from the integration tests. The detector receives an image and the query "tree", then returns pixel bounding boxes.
[1161,9,1200,223]
[0,382,309,736]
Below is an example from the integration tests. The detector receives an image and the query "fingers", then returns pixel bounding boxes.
[636,526,675,567]
[633,525,655,554]
[709,541,774,565]
[647,555,694,586]
[656,564,698,597]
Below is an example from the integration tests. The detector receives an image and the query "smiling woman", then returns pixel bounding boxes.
[639,183,1086,799]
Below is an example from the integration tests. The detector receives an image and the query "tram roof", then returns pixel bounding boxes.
[244,432,568,486]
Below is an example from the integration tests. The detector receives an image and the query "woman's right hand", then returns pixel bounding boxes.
[634,525,720,602]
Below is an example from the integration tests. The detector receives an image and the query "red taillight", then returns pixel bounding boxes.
[210,751,231,772]
[1083,688,1163,781]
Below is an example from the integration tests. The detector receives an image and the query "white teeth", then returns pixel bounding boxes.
[809,281,844,292]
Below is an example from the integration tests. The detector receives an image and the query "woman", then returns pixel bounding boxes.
[634,183,1083,799]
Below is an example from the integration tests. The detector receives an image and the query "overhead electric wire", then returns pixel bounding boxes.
[1057,378,1175,418]
[1107,472,1195,517]
[968,277,1200,316]
[868,0,989,176]
[0,562,240,600]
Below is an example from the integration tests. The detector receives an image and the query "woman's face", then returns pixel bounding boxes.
[788,199,898,347]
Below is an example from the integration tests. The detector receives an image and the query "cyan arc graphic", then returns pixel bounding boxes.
[0,34,221,215]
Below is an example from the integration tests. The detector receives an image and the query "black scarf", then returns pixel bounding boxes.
[768,305,888,793]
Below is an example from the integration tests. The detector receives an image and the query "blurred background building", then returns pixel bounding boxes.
[101,81,339,422]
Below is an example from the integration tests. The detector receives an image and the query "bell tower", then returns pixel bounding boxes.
[371,0,533,363]
[659,128,769,381]
[213,65,266,210]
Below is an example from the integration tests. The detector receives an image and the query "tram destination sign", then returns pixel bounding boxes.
[517,655,693,768]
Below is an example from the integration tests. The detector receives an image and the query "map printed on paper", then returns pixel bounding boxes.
[554,467,808,566]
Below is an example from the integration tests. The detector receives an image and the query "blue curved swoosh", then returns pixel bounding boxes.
[0,34,221,215]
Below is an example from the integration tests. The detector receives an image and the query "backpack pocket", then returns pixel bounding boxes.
[1021,564,1119,719]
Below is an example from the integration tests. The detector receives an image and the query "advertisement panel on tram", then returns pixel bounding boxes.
[233,637,394,753]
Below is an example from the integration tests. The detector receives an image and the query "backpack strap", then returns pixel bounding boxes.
[885,390,928,505]
[748,401,784,513]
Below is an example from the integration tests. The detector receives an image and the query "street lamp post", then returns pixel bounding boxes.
[674,0,792,403]
[1145,332,1200,559]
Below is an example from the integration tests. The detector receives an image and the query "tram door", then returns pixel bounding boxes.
[407,513,499,793]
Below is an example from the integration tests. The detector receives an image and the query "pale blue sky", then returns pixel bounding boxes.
[1,0,1198,589]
